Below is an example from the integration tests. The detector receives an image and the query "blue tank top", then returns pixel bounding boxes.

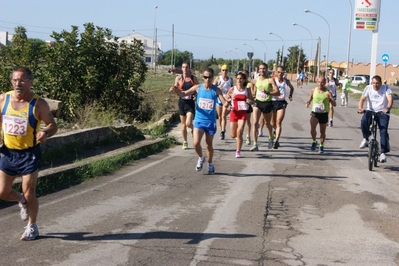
[195,84,217,123]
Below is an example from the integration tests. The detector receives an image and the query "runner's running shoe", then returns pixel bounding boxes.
[196,156,205,171]
[273,141,280,149]
[250,145,259,152]
[21,223,39,241]
[311,141,317,151]
[19,195,28,221]
[208,163,215,175]
[268,139,273,149]
[318,146,324,154]
[246,135,251,145]
[236,150,242,158]
[182,141,188,150]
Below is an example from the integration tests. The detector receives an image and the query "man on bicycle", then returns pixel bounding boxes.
[358,75,393,163]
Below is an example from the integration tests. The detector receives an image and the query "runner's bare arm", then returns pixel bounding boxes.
[216,87,229,108]
[212,76,220,86]
[169,82,197,96]
[268,78,280,96]
[35,98,58,143]
[306,89,315,108]
[327,91,337,107]
[286,79,295,101]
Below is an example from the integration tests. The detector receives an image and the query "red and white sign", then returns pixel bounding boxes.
[354,0,380,31]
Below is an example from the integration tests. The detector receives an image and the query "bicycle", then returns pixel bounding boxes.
[358,110,380,171]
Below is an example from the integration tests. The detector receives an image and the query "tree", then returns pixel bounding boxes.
[0,27,48,91]
[0,24,149,123]
[43,23,148,121]
[285,45,307,73]
[159,49,193,67]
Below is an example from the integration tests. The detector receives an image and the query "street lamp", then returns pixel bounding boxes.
[293,23,313,73]
[269,32,285,67]
[346,0,353,76]
[229,49,240,70]
[236,47,247,70]
[153,5,158,72]
[304,8,330,74]
[225,51,235,72]
[254,38,268,63]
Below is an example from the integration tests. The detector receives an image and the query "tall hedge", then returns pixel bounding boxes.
[0,23,149,123]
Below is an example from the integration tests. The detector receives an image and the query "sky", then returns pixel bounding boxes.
[1,0,398,65]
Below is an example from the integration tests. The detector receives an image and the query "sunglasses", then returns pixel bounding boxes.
[222,69,228,71]
[203,76,213,79]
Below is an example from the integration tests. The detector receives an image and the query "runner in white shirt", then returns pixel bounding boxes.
[271,65,294,149]
[213,64,233,140]
[326,69,340,127]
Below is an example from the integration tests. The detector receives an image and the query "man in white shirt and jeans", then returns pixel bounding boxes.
[358,75,393,163]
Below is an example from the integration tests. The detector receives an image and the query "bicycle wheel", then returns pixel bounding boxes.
[374,141,379,167]
[368,140,375,171]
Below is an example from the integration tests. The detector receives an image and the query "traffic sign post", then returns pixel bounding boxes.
[382,53,389,63]
[247,52,254,74]
[382,53,389,83]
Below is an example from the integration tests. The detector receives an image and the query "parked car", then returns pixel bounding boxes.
[351,74,370,87]
[168,68,182,74]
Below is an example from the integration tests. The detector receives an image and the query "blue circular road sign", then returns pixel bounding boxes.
[382,53,389,63]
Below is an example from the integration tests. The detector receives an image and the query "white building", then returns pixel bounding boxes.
[0,31,12,47]
[117,32,162,67]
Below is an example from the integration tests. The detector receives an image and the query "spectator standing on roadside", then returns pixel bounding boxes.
[305,76,336,153]
[171,62,199,150]
[0,66,58,241]
[341,75,351,107]
[170,68,229,174]
[213,64,233,140]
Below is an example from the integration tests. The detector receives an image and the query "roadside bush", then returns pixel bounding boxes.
[0,24,149,124]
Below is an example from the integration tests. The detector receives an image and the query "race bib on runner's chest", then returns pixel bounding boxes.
[236,101,248,111]
[256,90,267,100]
[198,98,214,110]
[314,103,324,113]
[2,115,28,136]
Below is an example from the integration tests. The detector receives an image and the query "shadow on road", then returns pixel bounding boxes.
[42,231,256,244]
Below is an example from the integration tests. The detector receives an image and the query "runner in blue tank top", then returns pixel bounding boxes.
[170,68,229,175]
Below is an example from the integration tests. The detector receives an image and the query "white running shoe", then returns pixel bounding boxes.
[19,201,28,221]
[359,139,369,149]
[196,156,205,171]
[379,153,387,163]
[21,223,39,241]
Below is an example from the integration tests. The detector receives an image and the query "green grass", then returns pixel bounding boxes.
[142,70,179,122]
